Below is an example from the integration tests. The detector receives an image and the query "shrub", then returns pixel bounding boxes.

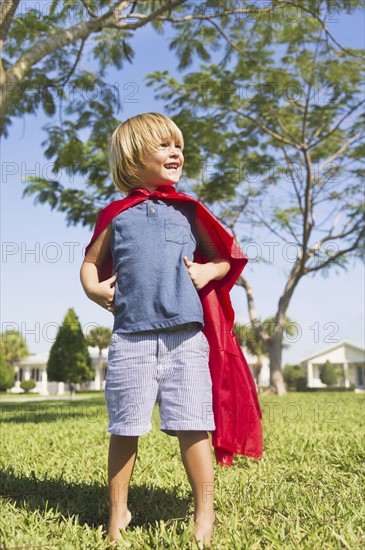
[283,363,307,391]
[0,354,16,391]
[320,360,338,386]
[20,379,37,393]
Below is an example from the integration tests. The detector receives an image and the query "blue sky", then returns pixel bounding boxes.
[1,6,364,364]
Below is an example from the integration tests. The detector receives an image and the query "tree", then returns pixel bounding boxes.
[0,353,16,391]
[86,326,112,390]
[47,308,93,385]
[234,317,297,388]
[0,330,28,367]
[2,1,346,139]
[283,364,307,392]
[146,3,364,394]
[2,2,363,393]
[320,360,338,387]
[2,2,353,223]
[234,321,267,386]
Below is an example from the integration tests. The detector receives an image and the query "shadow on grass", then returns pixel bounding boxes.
[0,470,192,530]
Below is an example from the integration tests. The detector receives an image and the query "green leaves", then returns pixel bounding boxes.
[86,327,112,352]
[92,30,135,69]
[273,207,301,227]
[169,23,219,70]
[2,0,363,259]
[0,331,29,366]
[20,81,120,226]
[147,3,364,279]
[23,179,62,210]
[0,353,16,392]
[47,308,93,384]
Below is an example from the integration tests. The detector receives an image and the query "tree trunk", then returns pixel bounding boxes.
[99,350,103,391]
[256,359,263,385]
[266,331,287,395]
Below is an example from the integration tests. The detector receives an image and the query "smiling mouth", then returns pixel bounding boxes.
[164,163,180,171]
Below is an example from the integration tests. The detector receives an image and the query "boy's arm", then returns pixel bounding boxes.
[183,216,231,291]
[80,223,117,313]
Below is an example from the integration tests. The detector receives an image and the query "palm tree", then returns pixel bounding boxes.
[234,322,267,386]
[234,317,297,387]
[86,327,112,390]
[0,330,28,367]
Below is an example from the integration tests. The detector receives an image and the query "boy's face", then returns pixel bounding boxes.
[137,139,184,191]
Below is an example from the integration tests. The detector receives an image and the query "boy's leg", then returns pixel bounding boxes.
[107,434,139,541]
[176,430,215,548]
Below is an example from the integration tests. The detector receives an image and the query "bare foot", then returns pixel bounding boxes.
[107,509,132,543]
[192,512,215,548]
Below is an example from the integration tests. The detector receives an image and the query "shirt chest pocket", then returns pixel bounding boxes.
[164,220,190,244]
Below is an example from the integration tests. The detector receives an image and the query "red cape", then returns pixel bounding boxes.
[86,185,263,466]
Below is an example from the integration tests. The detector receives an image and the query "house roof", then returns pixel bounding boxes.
[19,352,50,366]
[299,340,365,364]
[19,346,108,367]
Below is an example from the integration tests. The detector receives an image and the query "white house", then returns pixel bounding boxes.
[12,340,364,395]
[13,344,270,395]
[300,340,365,389]
[11,347,108,395]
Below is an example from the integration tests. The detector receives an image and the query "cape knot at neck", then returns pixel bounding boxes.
[149,191,168,199]
[130,185,175,199]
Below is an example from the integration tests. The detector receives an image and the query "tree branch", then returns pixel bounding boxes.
[309,99,365,148]
[226,195,250,228]
[124,6,273,23]
[302,32,322,145]
[0,0,20,41]
[319,219,363,244]
[206,17,246,56]
[53,38,86,86]
[318,130,363,171]
[313,204,345,233]
[6,2,129,81]
[232,108,301,148]
[301,147,314,265]
[252,208,299,245]
[282,146,304,214]
[79,0,98,19]
[236,276,270,343]
[281,1,364,59]
[125,0,363,60]
[0,0,20,74]
[278,259,305,319]
[0,0,185,111]
[267,106,299,144]
[128,1,138,17]
[109,0,186,28]
[304,232,364,275]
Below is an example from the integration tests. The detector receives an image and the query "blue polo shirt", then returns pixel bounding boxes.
[111,198,204,333]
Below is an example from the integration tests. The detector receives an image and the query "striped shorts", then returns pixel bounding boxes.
[105,323,216,437]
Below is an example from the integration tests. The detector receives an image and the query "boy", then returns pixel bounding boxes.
[81,113,262,547]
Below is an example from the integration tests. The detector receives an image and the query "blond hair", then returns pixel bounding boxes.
[108,112,184,195]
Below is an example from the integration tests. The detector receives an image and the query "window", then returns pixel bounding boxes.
[31,368,40,382]
[357,365,364,387]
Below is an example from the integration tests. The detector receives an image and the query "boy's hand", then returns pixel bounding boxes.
[86,273,117,314]
[183,257,218,290]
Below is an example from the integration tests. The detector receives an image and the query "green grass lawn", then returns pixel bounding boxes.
[0,392,46,399]
[1,392,364,549]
